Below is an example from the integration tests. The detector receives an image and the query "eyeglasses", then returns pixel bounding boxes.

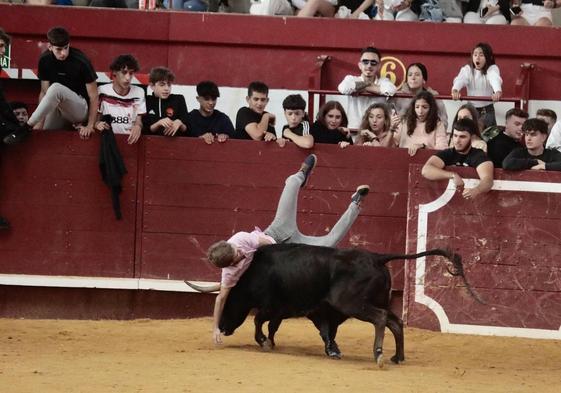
[360,59,379,66]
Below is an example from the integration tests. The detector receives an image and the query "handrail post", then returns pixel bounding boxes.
[308,55,331,121]
[515,63,535,112]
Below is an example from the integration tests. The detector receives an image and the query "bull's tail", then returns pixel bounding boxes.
[377,248,484,304]
[184,280,221,293]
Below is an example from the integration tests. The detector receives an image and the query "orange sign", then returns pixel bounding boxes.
[380,56,406,90]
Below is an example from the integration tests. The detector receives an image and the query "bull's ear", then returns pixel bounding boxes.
[184,280,221,293]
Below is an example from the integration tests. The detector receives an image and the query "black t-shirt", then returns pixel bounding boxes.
[487,131,522,168]
[436,147,490,168]
[234,107,275,140]
[282,121,310,138]
[187,109,235,138]
[38,47,97,102]
[309,121,353,145]
[143,93,189,135]
[503,147,561,171]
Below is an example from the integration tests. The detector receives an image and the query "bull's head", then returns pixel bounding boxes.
[219,286,254,336]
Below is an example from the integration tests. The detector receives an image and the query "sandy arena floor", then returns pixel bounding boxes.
[1,317,560,393]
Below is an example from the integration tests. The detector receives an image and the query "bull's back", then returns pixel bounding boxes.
[246,244,376,315]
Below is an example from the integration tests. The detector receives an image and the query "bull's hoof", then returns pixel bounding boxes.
[391,354,405,364]
[376,353,385,369]
[325,342,342,359]
[261,338,274,352]
[326,350,342,360]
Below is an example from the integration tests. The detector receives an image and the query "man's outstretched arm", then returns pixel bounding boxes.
[212,286,231,345]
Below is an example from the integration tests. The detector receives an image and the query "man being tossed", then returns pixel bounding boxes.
[206,154,370,345]
[422,118,494,199]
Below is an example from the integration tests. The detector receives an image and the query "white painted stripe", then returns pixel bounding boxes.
[415,178,561,340]
[21,69,38,80]
[0,274,219,294]
[1,68,19,78]
[96,72,111,83]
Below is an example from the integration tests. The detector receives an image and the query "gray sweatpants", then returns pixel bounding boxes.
[264,172,360,247]
[28,83,89,129]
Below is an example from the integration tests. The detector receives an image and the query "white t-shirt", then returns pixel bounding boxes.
[337,75,397,129]
[98,83,146,135]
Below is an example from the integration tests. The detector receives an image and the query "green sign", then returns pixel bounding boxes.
[0,44,10,69]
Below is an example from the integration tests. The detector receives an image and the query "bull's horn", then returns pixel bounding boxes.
[184,280,221,293]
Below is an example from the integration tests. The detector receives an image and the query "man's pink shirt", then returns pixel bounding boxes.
[221,228,276,288]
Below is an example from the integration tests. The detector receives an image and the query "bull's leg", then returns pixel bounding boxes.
[267,317,283,349]
[386,311,405,364]
[308,307,345,359]
[342,305,388,368]
[253,311,269,348]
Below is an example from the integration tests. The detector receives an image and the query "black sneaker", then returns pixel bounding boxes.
[351,185,370,204]
[299,154,317,188]
[3,125,30,145]
[0,216,10,230]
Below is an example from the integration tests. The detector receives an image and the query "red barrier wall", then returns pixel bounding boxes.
[0,132,428,319]
[404,165,561,339]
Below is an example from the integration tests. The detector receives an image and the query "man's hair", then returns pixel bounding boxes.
[361,46,381,59]
[282,94,306,111]
[505,108,529,121]
[10,101,28,111]
[149,66,175,84]
[453,117,478,135]
[536,108,557,123]
[0,28,11,46]
[110,54,140,72]
[207,240,235,268]
[522,118,549,135]
[247,81,269,97]
[197,80,220,98]
[47,26,70,47]
[316,100,348,128]
[359,102,391,133]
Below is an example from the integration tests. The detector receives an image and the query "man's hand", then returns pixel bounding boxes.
[95,121,111,132]
[463,187,481,200]
[531,159,546,170]
[163,119,184,136]
[156,118,174,132]
[264,132,277,142]
[451,172,465,189]
[339,141,350,149]
[213,327,223,345]
[276,138,287,148]
[216,133,229,143]
[128,124,141,144]
[451,89,461,100]
[200,132,214,145]
[75,124,95,140]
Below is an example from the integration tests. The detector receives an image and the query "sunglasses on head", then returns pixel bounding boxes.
[361,59,379,66]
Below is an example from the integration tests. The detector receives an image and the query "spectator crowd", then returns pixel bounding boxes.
[2,0,561,27]
[2,26,561,230]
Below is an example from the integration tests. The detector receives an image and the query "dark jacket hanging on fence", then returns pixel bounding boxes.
[99,127,127,220]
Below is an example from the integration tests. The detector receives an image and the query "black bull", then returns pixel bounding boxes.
[193,243,476,367]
